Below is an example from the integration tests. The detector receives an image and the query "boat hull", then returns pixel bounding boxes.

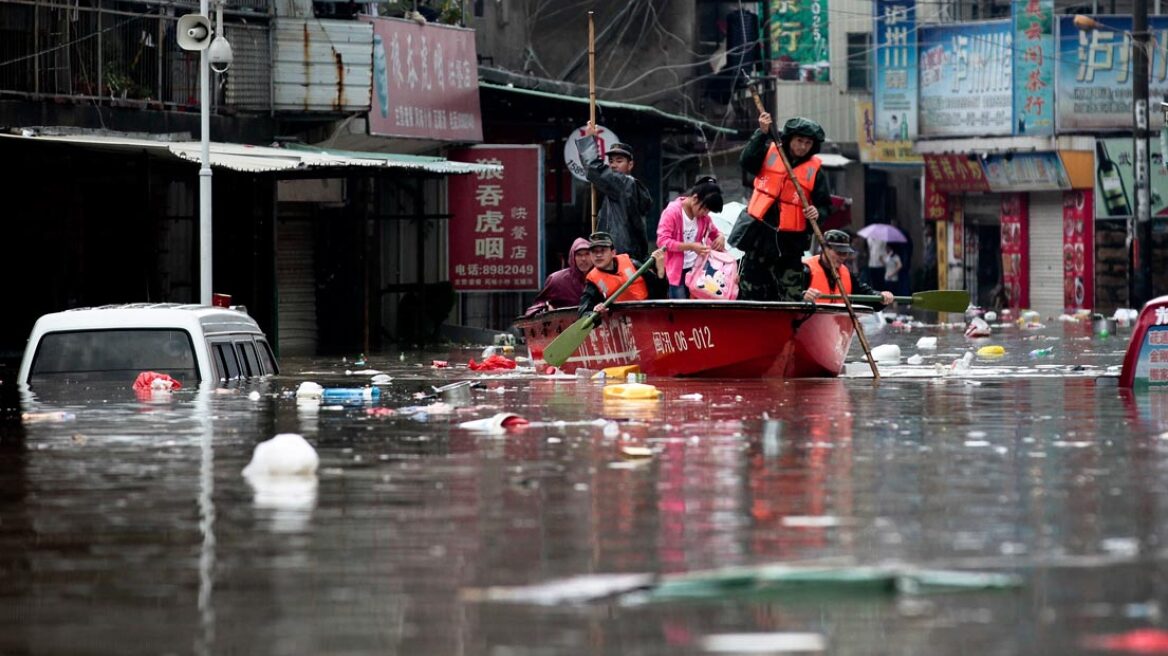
[514,300,868,378]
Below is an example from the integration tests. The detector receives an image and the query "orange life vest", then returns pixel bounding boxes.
[585,253,649,301]
[803,255,852,303]
[746,145,821,233]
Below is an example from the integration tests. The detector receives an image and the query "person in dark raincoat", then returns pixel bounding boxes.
[524,237,592,315]
[731,114,833,302]
[576,122,652,261]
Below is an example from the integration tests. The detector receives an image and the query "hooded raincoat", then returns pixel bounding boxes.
[525,237,592,315]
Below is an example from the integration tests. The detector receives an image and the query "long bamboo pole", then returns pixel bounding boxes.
[588,11,598,233]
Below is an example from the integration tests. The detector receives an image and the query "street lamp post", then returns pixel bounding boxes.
[1077,9,1154,307]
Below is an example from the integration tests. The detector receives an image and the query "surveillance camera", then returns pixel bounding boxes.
[208,36,233,73]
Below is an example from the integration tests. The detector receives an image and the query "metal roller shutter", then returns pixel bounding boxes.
[1028,192,1064,319]
[276,216,318,356]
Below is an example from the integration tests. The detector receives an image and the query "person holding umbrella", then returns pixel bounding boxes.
[857,223,907,293]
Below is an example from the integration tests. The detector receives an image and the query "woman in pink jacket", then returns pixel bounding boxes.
[656,176,727,299]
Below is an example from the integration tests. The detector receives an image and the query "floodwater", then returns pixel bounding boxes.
[3,319,1168,655]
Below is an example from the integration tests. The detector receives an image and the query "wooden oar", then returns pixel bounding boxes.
[822,290,971,313]
[746,83,881,380]
[588,11,598,233]
[543,258,656,368]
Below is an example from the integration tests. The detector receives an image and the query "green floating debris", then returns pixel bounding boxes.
[647,565,1022,602]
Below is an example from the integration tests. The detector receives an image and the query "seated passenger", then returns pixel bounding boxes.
[801,229,894,307]
[578,231,665,317]
[525,237,592,315]
[656,176,727,299]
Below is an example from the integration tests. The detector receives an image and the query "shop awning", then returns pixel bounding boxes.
[0,132,502,175]
[479,81,736,136]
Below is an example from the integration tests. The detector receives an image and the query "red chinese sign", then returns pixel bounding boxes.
[923,164,949,221]
[447,145,542,291]
[364,17,483,141]
[1000,194,1029,310]
[1063,190,1094,311]
[924,154,991,192]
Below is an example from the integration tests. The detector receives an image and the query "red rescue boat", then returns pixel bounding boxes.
[514,300,871,378]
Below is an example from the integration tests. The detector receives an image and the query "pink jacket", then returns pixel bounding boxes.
[656,196,721,285]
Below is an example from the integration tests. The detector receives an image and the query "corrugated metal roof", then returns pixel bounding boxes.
[272,18,373,113]
[0,133,501,175]
[479,81,736,136]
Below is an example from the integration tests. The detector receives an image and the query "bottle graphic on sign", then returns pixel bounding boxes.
[899,114,909,140]
[373,34,389,118]
[1096,141,1131,217]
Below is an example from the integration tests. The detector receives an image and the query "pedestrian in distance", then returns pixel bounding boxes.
[578,231,665,318]
[576,122,652,261]
[656,176,727,299]
[732,113,833,302]
[882,245,903,290]
[801,229,894,308]
[524,237,592,315]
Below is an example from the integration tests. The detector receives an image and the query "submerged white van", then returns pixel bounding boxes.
[18,304,278,387]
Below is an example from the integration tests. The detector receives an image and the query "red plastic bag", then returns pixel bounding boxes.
[467,355,517,371]
[132,371,182,392]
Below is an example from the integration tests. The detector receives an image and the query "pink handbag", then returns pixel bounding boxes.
[685,250,740,300]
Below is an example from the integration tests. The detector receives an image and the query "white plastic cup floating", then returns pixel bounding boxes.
[457,412,527,434]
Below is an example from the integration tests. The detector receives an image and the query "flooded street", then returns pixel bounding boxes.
[3,321,1168,655]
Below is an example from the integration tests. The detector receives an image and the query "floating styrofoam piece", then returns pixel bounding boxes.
[915,336,938,350]
[295,381,323,403]
[870,344,900,364]
[457,412,529,434]
[371,374,393,385]
[242,433,319,478]
[906,354,924,365]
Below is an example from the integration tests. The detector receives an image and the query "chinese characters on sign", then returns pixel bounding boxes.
[364,17,483,141]
[1012,0,1055,135]
[448,146,543,291]
[919,21,1014,137]
[769,0,830,82]
[1062,190,1094,311]
[1056,16,1168,130]
[1000,194,1030,310]
[924,164,949,221]
[923,154,992,192]
[874,0,917,141]
[981,152,1070,191]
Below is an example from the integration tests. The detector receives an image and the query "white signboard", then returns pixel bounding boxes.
[563,124,623,182]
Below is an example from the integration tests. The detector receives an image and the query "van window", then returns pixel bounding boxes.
[256,339,278,374]
[211,342,242,380]
[237,341,261,377]
[29,329,198,384]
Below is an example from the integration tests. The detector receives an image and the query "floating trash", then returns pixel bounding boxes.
[977,345,1006,359]
[458,412,529,434]
[916,336,938,350]
[620,446,654,459]
[602,383,662,401]
[599,364,641,380]
[702,632,826,654]
[906,354,924,365]
[870,344,901,364]
[242,433,319,478]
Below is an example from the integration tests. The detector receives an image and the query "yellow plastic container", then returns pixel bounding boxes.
[596,364,642,380]
[602,383,662,401]
[976,345,1006,358]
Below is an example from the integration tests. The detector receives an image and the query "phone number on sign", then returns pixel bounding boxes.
[456,264,535,275]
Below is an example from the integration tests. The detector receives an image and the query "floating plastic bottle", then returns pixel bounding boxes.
[1028,347,1054,359]
[321,387,381,404]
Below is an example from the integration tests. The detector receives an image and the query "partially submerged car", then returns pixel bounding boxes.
[18,304,278,388]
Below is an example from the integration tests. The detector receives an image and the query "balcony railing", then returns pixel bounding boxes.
[0,0,270,111]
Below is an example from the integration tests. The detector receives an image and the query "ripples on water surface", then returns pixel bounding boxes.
[2,322,1168,655]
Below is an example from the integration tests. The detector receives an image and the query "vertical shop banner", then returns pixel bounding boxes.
[951,201,964,260]
[447,146,543,291]
[923,164,949,221]
[918,21,1014,137]
[364,17,483,141]
[874,0,917,140]
[1063,190,1095,311]
[1013,0,1055,135]
[1056,16,1168,130]
[856,100,922,163]
[1000,194,1030,309]
[1094,137,1168,218]
[769,0,830,82]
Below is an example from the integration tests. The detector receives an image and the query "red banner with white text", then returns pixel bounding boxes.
[1063,190,1094,312]
[1001,194,1029,310]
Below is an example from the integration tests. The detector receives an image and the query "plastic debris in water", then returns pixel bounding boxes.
[620,446,654,459]
[603,422,621,438]
[321,387,381,405]
[602,383,662,401]
[870,343,900,364]
[1028,347,1054,359]
[457,412,529,434]
[296,382,323,403]
[702,633,826,654]
[242,433,319,478]
[1081,629,1168,653]
[371,374,393,385]
[965,317,992,338]
[906,354,924,365]
[916,336,938,349]
[976,345,1005,359]
[248,390,262,401]
[21,411,76,424]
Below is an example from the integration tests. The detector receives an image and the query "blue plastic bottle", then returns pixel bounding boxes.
[321,387,381,404]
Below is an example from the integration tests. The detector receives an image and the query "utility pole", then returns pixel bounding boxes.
[1133,0,1153,306]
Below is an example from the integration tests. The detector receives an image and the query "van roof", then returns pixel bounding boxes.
[32,303,264,335]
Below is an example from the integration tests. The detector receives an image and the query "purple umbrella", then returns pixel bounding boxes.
[857,223,908,243]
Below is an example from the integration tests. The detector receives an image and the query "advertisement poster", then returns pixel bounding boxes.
[923,154,992,192]
[447,146,543,291]
[982,152,1070,191]
[874,0,917,140]
[769,0,830,82]
[1000,193,1030,309]
[1063,190,1094,311]
[1013,0,1055,135]
[855,100,922,163]
[1056,16,1168,130]
[918,21,1014,137]
[1094,137,1168,218]
[364,17,483,141]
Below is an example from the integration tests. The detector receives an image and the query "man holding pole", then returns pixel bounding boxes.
[733,112,833,302]
[576,123,652,262]
[802,230,894,307]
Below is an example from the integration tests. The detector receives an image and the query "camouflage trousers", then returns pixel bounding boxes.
[738,249,805,302]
